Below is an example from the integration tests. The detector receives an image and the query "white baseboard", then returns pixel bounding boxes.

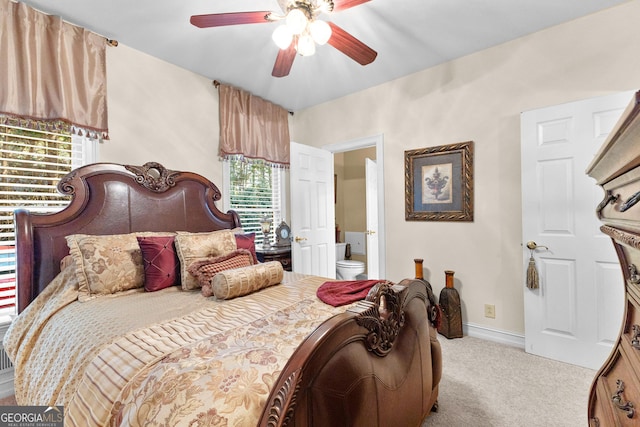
[463,322,525,349]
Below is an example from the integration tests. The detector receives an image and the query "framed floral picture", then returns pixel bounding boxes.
[404,141,474,221]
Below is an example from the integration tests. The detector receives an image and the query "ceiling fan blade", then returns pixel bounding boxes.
[190,11,271,28]
[327,22,377,65]
[272,43,297,78]
[332,0,371,12]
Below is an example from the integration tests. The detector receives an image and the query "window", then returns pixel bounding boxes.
[223,158,286,243]
[0,120,96,317]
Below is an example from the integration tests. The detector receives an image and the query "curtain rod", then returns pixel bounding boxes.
[19,1,119,48]
[212,80,293,115]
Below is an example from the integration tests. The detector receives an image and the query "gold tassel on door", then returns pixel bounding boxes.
[525,241,548,290]
[526,255,539,289]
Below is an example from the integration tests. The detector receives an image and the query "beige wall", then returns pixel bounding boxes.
[98,2,640,336]
[291,1,640,335]
[101,44,223,186]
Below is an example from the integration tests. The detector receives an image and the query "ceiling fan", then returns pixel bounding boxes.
[190,0,377,78]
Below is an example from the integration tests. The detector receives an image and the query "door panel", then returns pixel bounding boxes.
[538,158,573,233]
[596,261,624,345]
[521,91,631,369]
[539,258,575,335]
[290,142,335,278]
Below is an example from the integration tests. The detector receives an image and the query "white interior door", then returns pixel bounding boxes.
[521,91,631,369]
[365,158,379,279]
[289,141,335,277]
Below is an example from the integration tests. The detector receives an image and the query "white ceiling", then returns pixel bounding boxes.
[20,0,630,112]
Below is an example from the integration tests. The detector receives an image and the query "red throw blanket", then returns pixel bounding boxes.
[316,280,383,307]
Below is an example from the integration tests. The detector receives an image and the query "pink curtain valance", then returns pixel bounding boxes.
[0,0,109,139]
[219,83,290,167]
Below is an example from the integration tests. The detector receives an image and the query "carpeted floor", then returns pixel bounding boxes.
[424,335,596,426]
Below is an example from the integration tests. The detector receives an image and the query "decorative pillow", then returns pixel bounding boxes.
[188,249,255,297]
[211,261,284,300]
[174,229,237,290]
[137,236,180,292]
[234,232,258,264]
[66,232,171,302]
[60,254,74,271]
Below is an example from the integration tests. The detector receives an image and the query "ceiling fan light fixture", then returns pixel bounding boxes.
[286,8,308,35]
[296,33,316,56]
[191,0,376,78]
[272,25,294,49]
[309,19,331,45]
[317,0,334,14]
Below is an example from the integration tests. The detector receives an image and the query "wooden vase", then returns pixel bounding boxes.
[438,270,463,339]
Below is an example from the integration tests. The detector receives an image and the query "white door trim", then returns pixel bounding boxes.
[365,158,379,279]
[322,134,386,279]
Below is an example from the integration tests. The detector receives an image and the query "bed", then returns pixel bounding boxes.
[5,161,442,426]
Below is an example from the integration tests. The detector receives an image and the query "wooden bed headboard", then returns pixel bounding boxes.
[14,161,242,313]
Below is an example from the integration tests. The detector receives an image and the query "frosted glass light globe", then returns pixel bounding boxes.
[272,25,293,49]
[296,34,316,56]
[286,9,308,35]
[310,20,331,45]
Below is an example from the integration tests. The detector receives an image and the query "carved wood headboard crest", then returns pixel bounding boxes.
[125,162,181,192]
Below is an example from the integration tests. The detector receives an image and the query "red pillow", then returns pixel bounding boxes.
[235,233,258,263]
[137,236,180,292]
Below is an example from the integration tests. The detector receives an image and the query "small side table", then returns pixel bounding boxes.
[256,245,292,271]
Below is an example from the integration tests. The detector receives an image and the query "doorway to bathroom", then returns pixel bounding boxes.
[288,135,385,279]
[333,148,375,278]
[325,134,385,280]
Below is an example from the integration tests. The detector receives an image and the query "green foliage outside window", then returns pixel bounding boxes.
[227,158,281,241]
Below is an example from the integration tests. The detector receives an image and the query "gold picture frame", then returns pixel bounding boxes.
[405,141,474,222]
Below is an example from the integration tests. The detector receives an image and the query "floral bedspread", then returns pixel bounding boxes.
[5,269,347,427]
[110,297,339,427]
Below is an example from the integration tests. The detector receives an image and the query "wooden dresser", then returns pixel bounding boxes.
[586,90,640,426]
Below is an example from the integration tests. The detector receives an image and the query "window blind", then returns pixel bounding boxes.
[225,159,284,242]
[0,122,87,316]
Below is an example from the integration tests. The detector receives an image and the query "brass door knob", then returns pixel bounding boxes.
[294,236,307,243]
[526,241,549,250]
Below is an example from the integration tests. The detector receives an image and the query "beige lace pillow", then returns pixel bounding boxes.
[66,232,173,302]
[174,229,237,290]
[211,261,284,300]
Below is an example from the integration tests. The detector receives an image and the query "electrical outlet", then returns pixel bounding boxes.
[484,304,496,319]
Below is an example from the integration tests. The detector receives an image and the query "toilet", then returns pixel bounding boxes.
[335,242,365,280]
